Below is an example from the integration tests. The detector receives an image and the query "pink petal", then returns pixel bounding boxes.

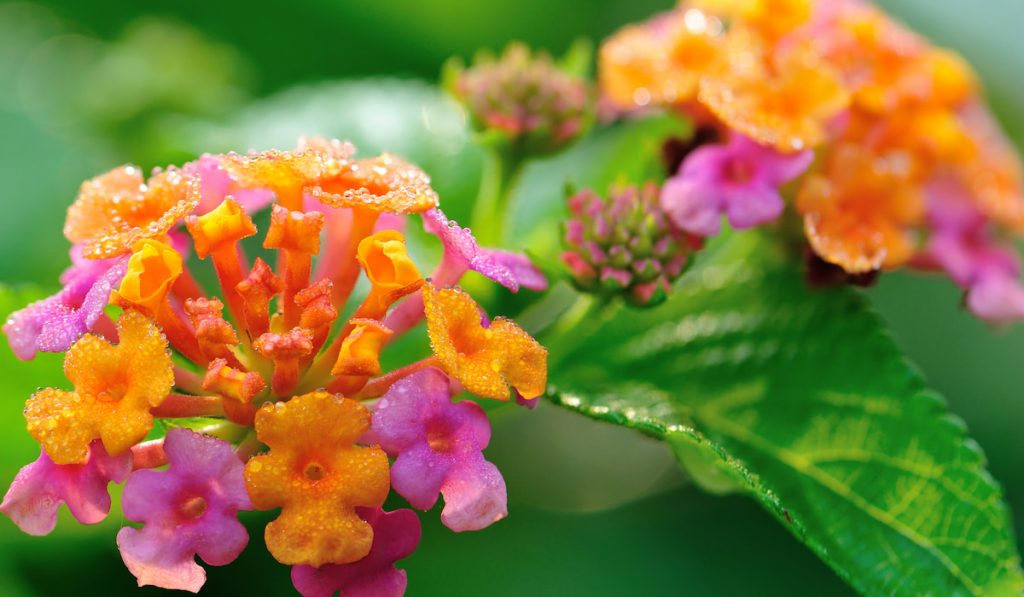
[0,441,131,535]
[390,444,451,510]
[440,455,508,532]
[967,275,1024,323]
[117,527,206,593]
[660,176,723,237]
[723,185,785,230]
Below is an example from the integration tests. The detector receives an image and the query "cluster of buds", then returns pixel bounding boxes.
[1,137,548,595]
[600,0,1024,323]
[562,183,701,307]
[446,42,591,156]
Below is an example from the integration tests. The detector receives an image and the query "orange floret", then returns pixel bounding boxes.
[698,30,849,152]
[244,392,389,567]
[332,319,393,377]
[423,283,547,401]
[356,231,423,319]
[184,198,257,259]
[65,166,200,260]
[797,144,924,273]
[311,153,439,214]
[203,358,265,404]
[600,8,723,109]
[24,311,174,465]
[112,239,184,314]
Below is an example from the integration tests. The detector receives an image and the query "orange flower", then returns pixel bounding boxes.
[600,8,723,109]
[356,230,423,319]
[112,240,184,315]
[184,198,257,259]
[65,166,200,260]
[24,311,174,465]
[698,30,849,152]
[797,144,924,273]
[243,392,389,567]
[423,283,547,401]
[332,319,392,377]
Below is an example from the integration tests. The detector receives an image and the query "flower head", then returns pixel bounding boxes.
[244,392,390,567]
[563,183,700,306]
[25,310,174,465]
[3,137,546,595]
[448,42,591,155]
[117,428,251,592]
[371,368,507,531]
[0,440,132,535]
[291,508,421,597]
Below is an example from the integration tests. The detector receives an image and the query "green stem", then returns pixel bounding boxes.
[470,147,525,247]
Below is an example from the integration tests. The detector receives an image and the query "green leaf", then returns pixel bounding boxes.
[546,231,1024,596]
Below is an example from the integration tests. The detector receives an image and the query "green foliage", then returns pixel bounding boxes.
[546,231,1024,595]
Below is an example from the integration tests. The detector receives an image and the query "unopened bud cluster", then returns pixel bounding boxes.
[562,183,699,307]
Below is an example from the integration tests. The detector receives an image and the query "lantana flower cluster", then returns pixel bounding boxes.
[1,137,548,594]
[600,0,1024,322]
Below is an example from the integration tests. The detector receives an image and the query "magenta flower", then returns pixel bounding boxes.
[290,507,421,597]
[184,154,274,215]
[920,182,1024,323]
[660,133,813,237]
[421,207,547,291]
[4,253,128,360]
[0,440,132,536]
[116,428,251,592]
[370,367,508,532]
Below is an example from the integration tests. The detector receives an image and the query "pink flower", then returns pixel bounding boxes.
[116,428,251,592]
[421,208,547,292]
[920,181,1024,323]
[370,367,507,532]
[4,253,128,360]
[660,133,813,237]
[290,507,421,597]
[0,440,132,535]
[184,154,274,215]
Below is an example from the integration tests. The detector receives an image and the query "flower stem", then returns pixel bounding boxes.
[470,147,525,247]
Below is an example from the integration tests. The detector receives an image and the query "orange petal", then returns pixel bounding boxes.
[423,283,547,400]
[311,153,439,214]
[112,240,183,314]
[184,198,257,259]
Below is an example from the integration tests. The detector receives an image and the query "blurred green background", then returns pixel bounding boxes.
[0,0,1022,594]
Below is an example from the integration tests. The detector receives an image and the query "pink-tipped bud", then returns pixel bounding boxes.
[562,183,701,307]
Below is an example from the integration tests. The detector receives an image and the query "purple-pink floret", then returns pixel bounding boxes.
[660,133,813,237]
[4,253,128,360]
[422,207,547,292]
[370,367,508,532]
[290,507,421,597]
[116,428,252,593]
[0,440,132,536]
[920,182,1024,323]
